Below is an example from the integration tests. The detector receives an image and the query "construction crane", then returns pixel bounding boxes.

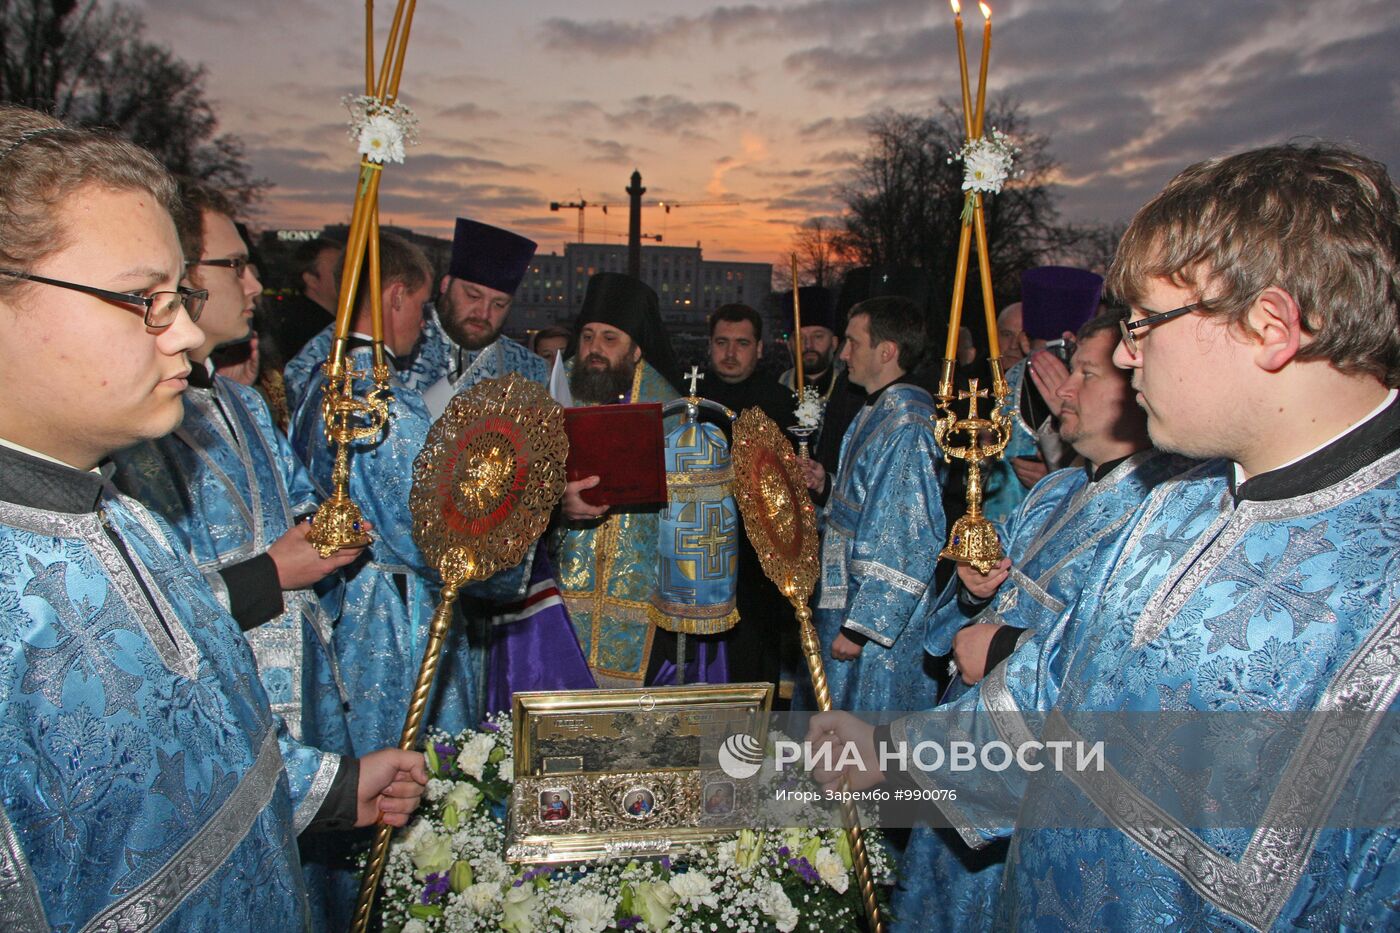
[654,199,745,213]
[548,199,618,243]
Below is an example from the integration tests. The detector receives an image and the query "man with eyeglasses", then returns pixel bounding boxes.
[808,142,1400,929]
[0,106,425,931]
[111,181,375,929]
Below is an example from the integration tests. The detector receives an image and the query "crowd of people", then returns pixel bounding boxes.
[1,95,1397,932]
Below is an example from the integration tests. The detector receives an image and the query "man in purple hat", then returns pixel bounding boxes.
[418,217,548,416]
[981,266,1103,529]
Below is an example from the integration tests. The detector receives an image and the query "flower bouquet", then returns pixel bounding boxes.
[373,715,895,932]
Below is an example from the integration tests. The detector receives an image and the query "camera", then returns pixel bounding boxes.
[1043,337,1076,367]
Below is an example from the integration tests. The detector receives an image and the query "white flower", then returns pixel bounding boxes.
[425,777,452,802]
[562,890,615,933]
[343,94,419,164]
[401,921,429,933]
[357,113,405,164]
[813,847,849,894]
[633,880,678,931]
[794,386,824,429]
[500,883,538,933]
[669,870,718,908]
[443,781,482,814]
[400,817,432,850]
[952,127,1019,196]
[760,880,799,932]
[463,881,499,914]
[456,733,495,780]
[409,830,453,879]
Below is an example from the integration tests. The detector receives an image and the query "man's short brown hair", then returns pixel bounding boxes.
[0,105,177,296]
[1108,142,1400,386]
[351,232,432,310]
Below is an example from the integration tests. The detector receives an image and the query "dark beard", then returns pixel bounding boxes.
[436,290,501,351]
[570,355,636,403]
[803,348,833,375]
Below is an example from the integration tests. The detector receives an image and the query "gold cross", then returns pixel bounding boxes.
[958,378,989,420]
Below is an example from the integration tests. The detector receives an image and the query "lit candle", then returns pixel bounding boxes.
[791,255,804,389]
[974,3,991,136]
[950,0,974,137]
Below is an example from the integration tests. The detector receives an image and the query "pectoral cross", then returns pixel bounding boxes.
[959,378,990,420]
[685,365,704,396]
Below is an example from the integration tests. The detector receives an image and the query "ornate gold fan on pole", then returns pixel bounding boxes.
[729,408,885,933]
[349,373,567,932]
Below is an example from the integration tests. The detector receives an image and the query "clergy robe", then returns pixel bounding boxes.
[289,337,542,751]
[811,381,946,713]
[555,360,729,687]
[701,369,797,688]
[0,446,351,931]
[111,370,350,754]
[895,449,1194,931]
[283,318,447,416]
[980,358,1042,530]
[891,393,1400,931]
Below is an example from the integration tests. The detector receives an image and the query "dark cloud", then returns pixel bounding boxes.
[538,0,935,58]
[606,95,745,135]
[764,182,843,213]
[581,138,634,164]
[437,102,502,121]
[799,116,870,140]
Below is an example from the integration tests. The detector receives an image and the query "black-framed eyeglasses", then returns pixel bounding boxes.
[1118,301,1203,356]
[191,256,252,278]
[0,269,207,328]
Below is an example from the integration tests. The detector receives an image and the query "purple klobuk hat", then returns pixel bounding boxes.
[1020,266,1104,340]
[449,218,538,295]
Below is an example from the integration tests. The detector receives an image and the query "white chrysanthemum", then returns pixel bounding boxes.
[456,733,495,780]
[813,847,849,894]
[794,386,824,429]
[760,880,799,932]
[562,890,615,933]
[463,881,500,914]
[670,870,719,908]
[357,113,405,164]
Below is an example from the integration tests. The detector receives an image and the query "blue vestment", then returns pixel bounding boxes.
[110,375,355,929]
[111,376,350,753]
[555,361,731,687]
[897,450,1193,931]
[811,382,946,713]
[980,359,1040,531]
[0,459,341,931]
[897,399,1400,930]
[290,344,538,753]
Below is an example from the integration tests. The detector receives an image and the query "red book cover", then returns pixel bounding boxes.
[564,403,668,508]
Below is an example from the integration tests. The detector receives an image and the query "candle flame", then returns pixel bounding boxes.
[950,0,961,14]
[979,1,991,18]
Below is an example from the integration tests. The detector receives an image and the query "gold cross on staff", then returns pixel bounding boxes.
[685,365,705,396]
[958,378,990,419]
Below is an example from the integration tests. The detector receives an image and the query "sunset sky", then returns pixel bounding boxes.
[128,0,1400,266]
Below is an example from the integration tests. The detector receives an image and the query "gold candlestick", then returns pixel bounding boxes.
[937,0,1007,572]
[307,0,418,556]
